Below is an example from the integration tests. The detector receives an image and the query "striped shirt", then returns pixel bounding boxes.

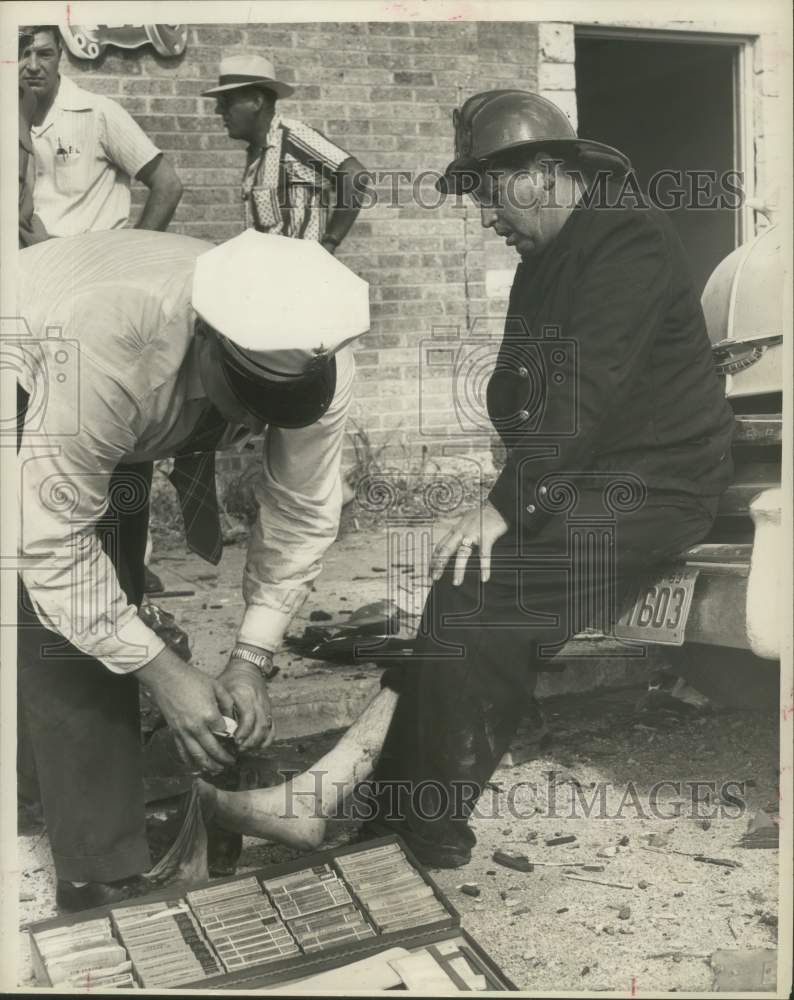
[30,75,161,236]
[17,230,354,674]
[243,115,349,240]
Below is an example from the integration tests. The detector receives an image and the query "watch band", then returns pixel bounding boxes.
[230,644,280,680]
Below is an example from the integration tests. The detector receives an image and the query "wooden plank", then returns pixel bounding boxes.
[733,414,783,445]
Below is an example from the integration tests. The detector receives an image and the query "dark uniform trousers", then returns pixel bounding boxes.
[364,488,718,860]
[18,388,153,882]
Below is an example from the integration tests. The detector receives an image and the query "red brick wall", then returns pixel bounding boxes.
[62,21,538,471]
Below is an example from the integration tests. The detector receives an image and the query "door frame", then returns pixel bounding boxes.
[573,25,757,247]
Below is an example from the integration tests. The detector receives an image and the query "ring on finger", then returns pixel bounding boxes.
[458,536,476,550]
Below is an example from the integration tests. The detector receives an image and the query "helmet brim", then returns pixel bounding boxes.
[220,349,337,429]
[436,138,632,194]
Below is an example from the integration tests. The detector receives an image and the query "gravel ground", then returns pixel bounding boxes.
[18,685,779,992]
[16,527,781,992]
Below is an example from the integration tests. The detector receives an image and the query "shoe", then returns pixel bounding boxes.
[55,875,150,913]
[144,567,164,595]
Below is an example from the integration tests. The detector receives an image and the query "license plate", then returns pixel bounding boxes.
[614,566,700,646]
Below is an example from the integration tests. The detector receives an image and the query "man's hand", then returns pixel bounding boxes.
[430,500,510,586]
[137,647,236,773]
[218,654,275,753]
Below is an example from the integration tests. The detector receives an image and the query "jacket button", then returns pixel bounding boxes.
[518,410,530,421]
[539,485,548,495]
[526,504,536,514]
[517,366,528,377]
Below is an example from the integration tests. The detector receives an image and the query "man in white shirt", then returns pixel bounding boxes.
[19,25,182,236]
[17,228,368,911]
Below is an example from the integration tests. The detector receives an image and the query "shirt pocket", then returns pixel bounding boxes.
[49,128,92,198]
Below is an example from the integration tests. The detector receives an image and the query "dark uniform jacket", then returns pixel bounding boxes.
[487,194,735,532]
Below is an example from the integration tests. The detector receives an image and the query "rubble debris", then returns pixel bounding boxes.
[648,950,709,959]
[492,850,534,873]
[526,831,538,842]
[511,905,532,917]
[700,819,712,830]
[739,809,779,849]
[581,865,605,873]
[597,847,617,859]
[309,610,333,621]
[756,910,778,928]
[637,671,712,714]
[458,883,481,898]
[545,835,577,847]
[693,855,742,869]
[486,870,497,876]
[709,948,776,992]
[556,907,569,914]
[158,589,195,598]
[563,874,634,890]
[618,835,630,846]
[618,906,631,920]
[638,880,650,889]
[139,601,191,661]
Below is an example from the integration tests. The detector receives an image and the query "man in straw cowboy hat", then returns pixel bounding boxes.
[15,226,368,909]
[204,53,367,254]
[195,90,735,869]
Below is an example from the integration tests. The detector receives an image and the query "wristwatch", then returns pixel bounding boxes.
[230,644,280,680]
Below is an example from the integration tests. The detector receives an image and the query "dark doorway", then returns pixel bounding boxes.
[575,35,739,295]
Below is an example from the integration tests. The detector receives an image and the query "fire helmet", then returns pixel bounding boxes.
[437,89,631,193]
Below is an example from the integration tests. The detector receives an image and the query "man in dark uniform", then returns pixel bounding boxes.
[359,91,735,867]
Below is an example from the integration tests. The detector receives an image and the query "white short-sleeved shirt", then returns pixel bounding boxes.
[30,75,161,237]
